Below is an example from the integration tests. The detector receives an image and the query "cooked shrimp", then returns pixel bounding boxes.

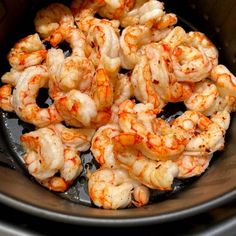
[42,147,83,192]
[49,123,95,152]
[118,101,187,161]
[153,13,177,30]
[210,64,236,97]
[119,0,164,27]
[0,84,14,112]
[52,28,95,92]
[120,25,152,69]
[34,3,75,47]
[113,138,178,190]
[72,0,120,35]
[54,89,97,127]
[118,100,155,136]
[176,154,212,179]
[1,68,22,86]
[91,124,120,167]
[184,80,219,115]
[98,0,135,20]
[88,167,150,209]
[142,43,194,103]
[87,23,121,76]
[184,110,230,156]
[7,34,47,71]
[12,65,62,127]
[21,127,83,192]
[131,58,165,109]
[170,30,218,82]
[21,127,64,182]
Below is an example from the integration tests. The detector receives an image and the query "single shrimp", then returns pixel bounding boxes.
[175,153,212,179]
[7,33,47,71]
[168,29,218,83]
[184,110,230,156]
[91,124,120,167]
[142,43,194,103]
[49,123,95,152]
[12,65,62,127]
[210,64,236,97]
[118,100,156,136]
[21,128,82,192]
[113,136,178,190]
[34,3,75,47]
[88,167,150,209]
[131,58,165,109]
[120,25,152,69]
[184,80,219,115]
[47,28,95,94]
[21,127,64,182]
[119,0,165,27]
[54,89,97,128]
[87,23,121,77]
[0,84,14,112]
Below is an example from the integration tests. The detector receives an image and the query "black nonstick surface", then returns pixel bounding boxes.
[0,0,235,227]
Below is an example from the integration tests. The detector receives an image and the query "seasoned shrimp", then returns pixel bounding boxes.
[113,137,178,190]
[34,3,75,47]
[7,34,47,71]
[210,64,236,97]
[0,84,14,112]
[118,101,187,161]
[46,28,95,95]
[88,167,150,209]
[120,25,152,69]
[184,80,219,115]
[13,65,62,127]
[21,128,82,192]
[91,124,120,167]
[98,0,135,20]
[184,110,230,156]
[54,89,97,127]
[87,23,121,76]
[42,147,83,192]
[72,0,120,36]
[142,43,194,103]
[131,58,165,109]
[168,29,218,82]
[49,123,95,152]
[21,127,64,182]
[176,154,212,179]
[119,0,165,27]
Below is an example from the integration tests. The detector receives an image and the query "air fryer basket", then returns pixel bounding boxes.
[0,0,236,227]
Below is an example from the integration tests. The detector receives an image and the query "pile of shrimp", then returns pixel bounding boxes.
[0,0,236,209]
